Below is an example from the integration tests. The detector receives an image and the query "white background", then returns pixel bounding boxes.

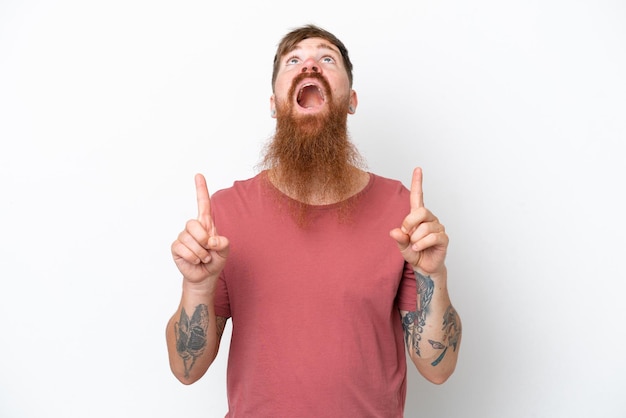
[1,1,625,417]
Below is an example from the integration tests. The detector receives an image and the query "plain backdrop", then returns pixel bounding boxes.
[1,1,625,417]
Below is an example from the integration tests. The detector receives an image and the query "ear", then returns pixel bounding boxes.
[270,95,277,118]
[348,90,358,114]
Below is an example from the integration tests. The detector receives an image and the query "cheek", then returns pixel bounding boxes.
[273,79,292,101]
[327,75,351,95]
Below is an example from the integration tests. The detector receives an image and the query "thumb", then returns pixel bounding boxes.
[389,228,410,250]
[208,235,230,259]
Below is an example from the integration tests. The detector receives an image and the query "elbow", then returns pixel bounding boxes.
[168,357,207,386]
[175,373,201,386]
[412,354,458,385]
[423,368,454,385]
[170,361,205,385]
[169,357,213,385]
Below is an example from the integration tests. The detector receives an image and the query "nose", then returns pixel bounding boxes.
[301,57,320,74]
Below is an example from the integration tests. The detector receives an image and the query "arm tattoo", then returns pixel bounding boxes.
[175,304,209,378]
[428,305,462,366]
[402,271,434,357]
[402,271,462,366]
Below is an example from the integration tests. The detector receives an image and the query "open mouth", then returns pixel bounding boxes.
[296,83,325,109]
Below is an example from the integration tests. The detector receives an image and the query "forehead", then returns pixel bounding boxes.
[284,37,341,56]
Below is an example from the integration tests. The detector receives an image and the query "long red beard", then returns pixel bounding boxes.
[261,73,365,225]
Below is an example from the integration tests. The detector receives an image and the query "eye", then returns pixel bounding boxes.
[286,55,300,65]
[321,56,335,64]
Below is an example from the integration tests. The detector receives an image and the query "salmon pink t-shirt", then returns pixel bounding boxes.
[212,171,417,418]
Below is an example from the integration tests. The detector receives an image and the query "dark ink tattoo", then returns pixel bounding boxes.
[428,305,462,366]
[402,271,434,357]
[175,304,209,378]
[402,270,462,366]
[429,340,448,366]
[428,340,445,349]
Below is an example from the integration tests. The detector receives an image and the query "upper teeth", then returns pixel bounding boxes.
[298,83,324,101]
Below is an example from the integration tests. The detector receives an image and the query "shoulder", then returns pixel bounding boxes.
[368,172,410,198]
[351,172,410,220]
[212,172,267,203]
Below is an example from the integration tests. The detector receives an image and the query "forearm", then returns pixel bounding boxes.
[166,281,225,384]
[401,267,462,384]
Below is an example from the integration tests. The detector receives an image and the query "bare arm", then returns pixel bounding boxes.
[165,174,230,384]
[400,267,461,384]
[390,167,462,384]
[165,290,228,384]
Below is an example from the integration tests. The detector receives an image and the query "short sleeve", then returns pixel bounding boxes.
[213,272,231,318]
[395,262,417,312]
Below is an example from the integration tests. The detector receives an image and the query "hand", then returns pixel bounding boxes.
[171,174,230,284]
[390,167,448,275]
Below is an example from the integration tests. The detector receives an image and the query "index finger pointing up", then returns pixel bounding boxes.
[410,167,424,209]
[195,173,213,232]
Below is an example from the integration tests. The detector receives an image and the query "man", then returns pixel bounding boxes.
[166,24,462,417]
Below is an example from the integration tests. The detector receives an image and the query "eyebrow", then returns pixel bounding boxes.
[287,42,340,55]
[314,42,339,53]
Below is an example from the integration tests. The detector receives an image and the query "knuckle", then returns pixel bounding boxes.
[185,219,198,230]
[171,240,181,254]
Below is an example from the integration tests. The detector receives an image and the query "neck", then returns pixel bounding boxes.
[268,166,370,205]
